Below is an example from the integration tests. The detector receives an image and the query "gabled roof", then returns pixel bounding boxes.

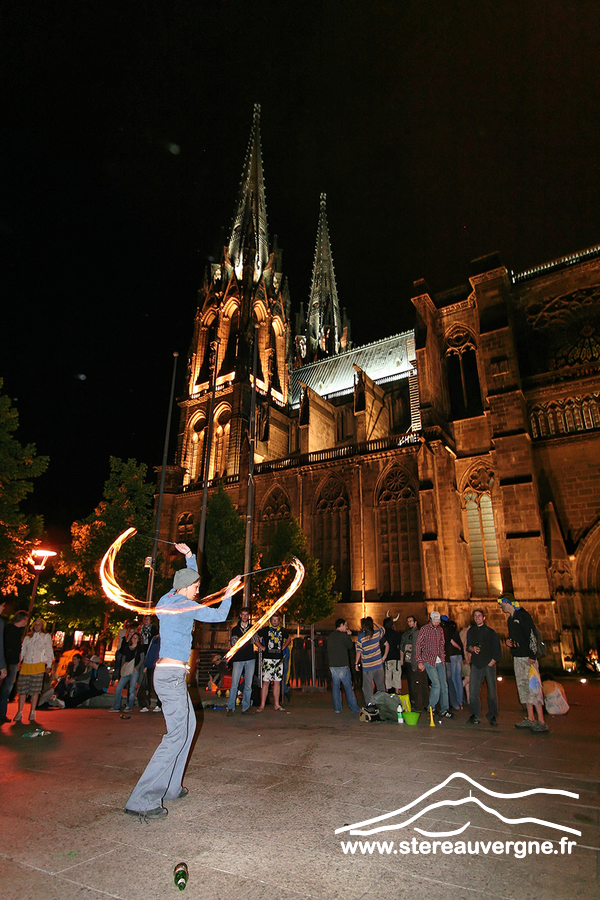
[290,331,416,406]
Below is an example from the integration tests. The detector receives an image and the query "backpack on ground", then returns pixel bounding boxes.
[359,704,381,723]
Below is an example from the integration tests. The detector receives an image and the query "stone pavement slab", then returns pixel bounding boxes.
[0,678,598,899]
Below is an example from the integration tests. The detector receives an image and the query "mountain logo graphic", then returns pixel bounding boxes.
[335,772,582,838]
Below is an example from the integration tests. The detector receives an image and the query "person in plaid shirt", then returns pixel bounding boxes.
[415,611,452,718]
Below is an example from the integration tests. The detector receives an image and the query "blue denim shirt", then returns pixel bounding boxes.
[156,556,232,662]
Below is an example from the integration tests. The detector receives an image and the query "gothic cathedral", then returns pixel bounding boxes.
[157,106,600,669]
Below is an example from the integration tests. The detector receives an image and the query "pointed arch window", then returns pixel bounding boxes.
[196,319,218,387]
[463,468,502,597]
[314,478,350,596]
[210,406,231,480]
[260,487,291,549]
[178,513,195,541]
[376,464,421,595]
[445,328,482,419]
[183,415,207,485]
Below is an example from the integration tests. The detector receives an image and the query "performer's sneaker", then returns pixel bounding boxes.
[125,806,168,819]
[489,716,498,726]
[467,714,480,724]
[441,710,453,718]
[515,717,534,729]
[139,707,149,713]
[175,787,189,799]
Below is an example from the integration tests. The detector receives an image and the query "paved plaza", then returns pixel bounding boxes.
[0,678,598,900]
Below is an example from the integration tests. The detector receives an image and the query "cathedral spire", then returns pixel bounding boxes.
[228,103,269,284]
[307,193,343,357]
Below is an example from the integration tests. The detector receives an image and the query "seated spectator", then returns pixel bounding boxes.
[56,656,111,708]
[41,652,87,707]
[207,653,229,692]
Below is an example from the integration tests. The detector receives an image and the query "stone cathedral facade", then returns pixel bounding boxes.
[157,106,600,668]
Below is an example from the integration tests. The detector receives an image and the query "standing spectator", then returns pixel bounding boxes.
[400,616,429,710]
[14,618,54,724]
[466,609,502,725]
[226,608,256,716]
[113,621,134,682]
[138,634,161,713]
[459,625,472,705]
[0,610,28,724]
[498,593,548,733]
[0,600,7,687]
[139,615,155,649]
[441,615,463,710]
[382,617,402,694]
[255,614,291,712]
[355,617,388,705]
[415,611,452,718]
[110,632,144,712]
[326,619,360,714]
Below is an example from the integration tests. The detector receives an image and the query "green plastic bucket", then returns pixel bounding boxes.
[403,711,420,725]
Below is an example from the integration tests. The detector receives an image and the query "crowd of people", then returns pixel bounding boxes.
[323,595,548,732]
[0,585,548,737]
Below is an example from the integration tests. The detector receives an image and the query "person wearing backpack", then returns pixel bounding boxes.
[498,593,548,733]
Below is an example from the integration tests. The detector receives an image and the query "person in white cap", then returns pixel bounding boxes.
[414,611,452,718]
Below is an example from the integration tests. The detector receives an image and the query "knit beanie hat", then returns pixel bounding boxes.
[173,568,200,591]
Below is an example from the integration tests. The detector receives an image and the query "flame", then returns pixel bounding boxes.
[222,557,305,662]
[99,529,304,628]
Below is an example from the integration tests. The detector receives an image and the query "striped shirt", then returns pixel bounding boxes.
[356,625,385,670]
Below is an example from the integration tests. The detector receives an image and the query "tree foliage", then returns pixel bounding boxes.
[56,457,166,630]
[203,482,246,592]
[253,518,339,625]
[0,379,49,594]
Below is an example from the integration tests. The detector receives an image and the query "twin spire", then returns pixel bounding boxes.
[227,107,345,359]
[228,103,269,283]
[307,193,343,357]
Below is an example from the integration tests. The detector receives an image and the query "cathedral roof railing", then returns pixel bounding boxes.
[254,433,420,474]
[290,330,416,407]
[511,243,600,284]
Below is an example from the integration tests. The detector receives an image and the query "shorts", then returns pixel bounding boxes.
[513,656,543,707]
[17,671,46,695]
[262,658,283,682]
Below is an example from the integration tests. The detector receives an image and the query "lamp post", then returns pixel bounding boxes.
[146,351,179,608]
[28,548,57,619]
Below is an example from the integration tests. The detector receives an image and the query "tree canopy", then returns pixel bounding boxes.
[56,457,167,630]
[203,482,246,592]
[0,379,49,595]
[253,517,339,625]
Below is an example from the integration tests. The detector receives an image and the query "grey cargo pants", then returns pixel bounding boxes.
[125,664,195,812]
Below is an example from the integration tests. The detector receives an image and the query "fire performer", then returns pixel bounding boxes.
[125,542,241,820]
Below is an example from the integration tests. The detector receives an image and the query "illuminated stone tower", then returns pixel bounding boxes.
[177,104,292,486]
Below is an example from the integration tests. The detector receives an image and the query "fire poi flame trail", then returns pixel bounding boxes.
[222,556,305,662]
[99,528,305,627]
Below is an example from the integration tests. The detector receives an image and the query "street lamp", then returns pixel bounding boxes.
[28,548,57,618]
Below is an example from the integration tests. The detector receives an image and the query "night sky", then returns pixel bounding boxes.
[3,1,600,543]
